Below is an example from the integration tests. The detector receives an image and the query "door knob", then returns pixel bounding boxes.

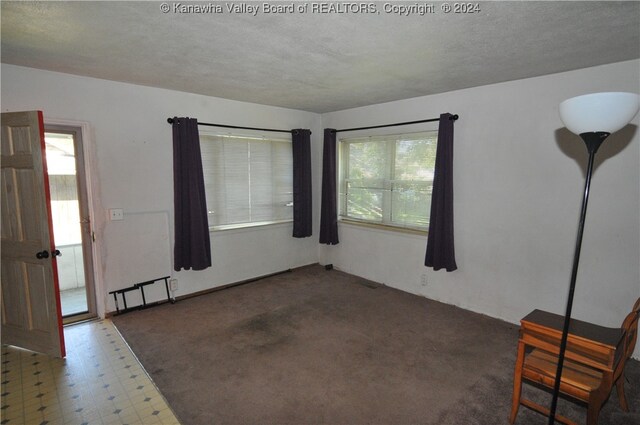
[53,249,61,257]
[36,250,50,259]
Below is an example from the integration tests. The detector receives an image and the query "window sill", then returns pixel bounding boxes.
[339,218,427,237]
[210,220,292,233]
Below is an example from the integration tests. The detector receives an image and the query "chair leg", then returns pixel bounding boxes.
[616,375,630,412]
[586,396,603,425]
[510,341,525,424]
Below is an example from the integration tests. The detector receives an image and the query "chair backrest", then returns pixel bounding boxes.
[620,298,640,361]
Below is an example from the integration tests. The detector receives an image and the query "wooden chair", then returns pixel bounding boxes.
[510,298,640,425]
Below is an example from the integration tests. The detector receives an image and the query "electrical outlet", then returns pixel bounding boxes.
[170,278,178,291]
[109,208,124,221]
[420,273,428,286]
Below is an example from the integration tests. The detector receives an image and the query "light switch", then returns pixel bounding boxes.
[109,208,124,221]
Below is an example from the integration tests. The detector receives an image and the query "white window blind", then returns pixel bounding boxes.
[200,133,293,229]
[339,131,438,231]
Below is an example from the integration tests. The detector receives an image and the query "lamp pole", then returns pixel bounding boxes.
[548,131,609,424]
[550,91,639,423]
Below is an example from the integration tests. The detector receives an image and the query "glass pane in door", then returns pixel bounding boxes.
[45,133,88,316]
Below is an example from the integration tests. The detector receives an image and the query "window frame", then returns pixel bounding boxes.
[199,131,294,232]
[338,130,438,234]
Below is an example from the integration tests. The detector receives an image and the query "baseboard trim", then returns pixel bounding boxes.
[173,268,293,303]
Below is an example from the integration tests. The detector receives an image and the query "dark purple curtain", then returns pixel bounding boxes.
[425,113,457,271]
[319,129,339,245]
[292,129,312,238]
[172,117,212,271]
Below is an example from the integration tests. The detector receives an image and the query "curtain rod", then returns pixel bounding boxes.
[167,118,305,134]
[332,114,458,134]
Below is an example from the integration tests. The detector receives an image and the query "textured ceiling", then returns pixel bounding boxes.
[2,1,639,113]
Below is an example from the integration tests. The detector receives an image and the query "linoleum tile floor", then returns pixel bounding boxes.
[1,319,180,424]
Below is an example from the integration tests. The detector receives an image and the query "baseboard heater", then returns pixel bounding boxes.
[109,276,174,315]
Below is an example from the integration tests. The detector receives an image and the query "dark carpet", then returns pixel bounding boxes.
[112,265,640,425]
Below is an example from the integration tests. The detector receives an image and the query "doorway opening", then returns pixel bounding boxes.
[44,126,97,324]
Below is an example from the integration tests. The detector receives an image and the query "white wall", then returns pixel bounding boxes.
[1,64,322,317]
[320,60,640,358]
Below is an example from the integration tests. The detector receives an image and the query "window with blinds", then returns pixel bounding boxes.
[339,131,438,231]
[200,133,293,230]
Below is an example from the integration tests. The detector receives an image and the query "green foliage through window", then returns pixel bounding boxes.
[339,131,437,230]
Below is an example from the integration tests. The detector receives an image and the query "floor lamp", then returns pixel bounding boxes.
[549,92,640,424]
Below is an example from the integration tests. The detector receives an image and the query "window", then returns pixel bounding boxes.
[200,133,293,230]
[339,131,438,231]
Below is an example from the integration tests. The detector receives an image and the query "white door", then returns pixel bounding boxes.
[1,111,66,358]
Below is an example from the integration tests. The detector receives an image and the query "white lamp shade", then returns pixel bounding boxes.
[559,92,640,135]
